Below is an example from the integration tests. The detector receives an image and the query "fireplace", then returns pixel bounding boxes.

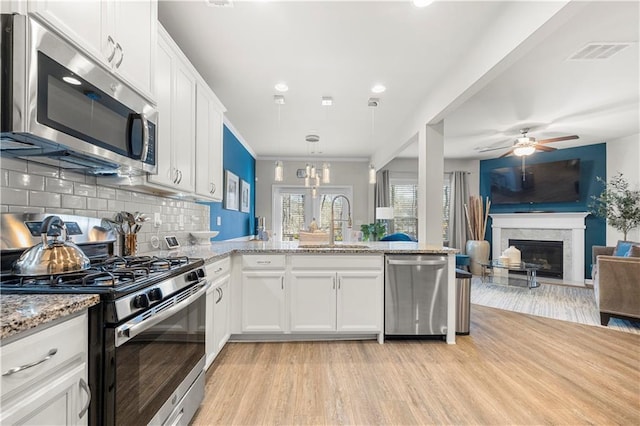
[509,239,563,278]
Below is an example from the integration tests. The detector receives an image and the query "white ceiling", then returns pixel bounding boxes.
[158,1,639,163]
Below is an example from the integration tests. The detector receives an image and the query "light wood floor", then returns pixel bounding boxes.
[193,305,640,425]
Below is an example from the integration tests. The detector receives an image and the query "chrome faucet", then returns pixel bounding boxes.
[329,195,352,245]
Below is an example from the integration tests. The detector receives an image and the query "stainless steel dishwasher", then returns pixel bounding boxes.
[385,255,448,336]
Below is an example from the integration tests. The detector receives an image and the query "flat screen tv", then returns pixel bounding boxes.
[489,158,581,205]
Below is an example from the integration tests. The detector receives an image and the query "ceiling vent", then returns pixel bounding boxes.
[568,42,630,60]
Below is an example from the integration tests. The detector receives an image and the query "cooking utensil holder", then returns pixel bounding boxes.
[124,234,137,256]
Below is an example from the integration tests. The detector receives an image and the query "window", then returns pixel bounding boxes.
[273,186,353,241]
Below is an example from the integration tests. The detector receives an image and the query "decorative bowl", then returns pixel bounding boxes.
[189,231,219,245]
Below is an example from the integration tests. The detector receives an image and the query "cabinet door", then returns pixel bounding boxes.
[290,272,336,332]
[148,35,174,187]
[195,83,216,200]
[209,106,224,201]
[0,363,87,426]
[28,1,105,64]
[171,57,196,192]
[213,276,231,352]
[111,0,155,99]
[337,271,383,333]
[242,272,286,332]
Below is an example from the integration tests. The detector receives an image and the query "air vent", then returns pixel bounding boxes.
[568,43,630,60]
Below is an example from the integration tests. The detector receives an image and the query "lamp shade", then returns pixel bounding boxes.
[376,207,395,220]
[514,145,536,156]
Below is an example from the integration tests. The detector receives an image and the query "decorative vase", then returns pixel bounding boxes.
[503,245,521,266]
[466,240,490,275]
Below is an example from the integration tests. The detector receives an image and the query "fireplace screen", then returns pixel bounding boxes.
[509,239,563,279]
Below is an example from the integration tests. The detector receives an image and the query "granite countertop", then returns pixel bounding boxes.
[151,240,459,264]
[1,294,100,341]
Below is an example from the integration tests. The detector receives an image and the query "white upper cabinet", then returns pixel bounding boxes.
[148,26,196,192]
[28,0,157,101]
[195,79,225,201]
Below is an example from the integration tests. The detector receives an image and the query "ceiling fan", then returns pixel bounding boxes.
[480,128,579,158]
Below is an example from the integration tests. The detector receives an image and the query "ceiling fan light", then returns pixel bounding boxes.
[514,145,536,156]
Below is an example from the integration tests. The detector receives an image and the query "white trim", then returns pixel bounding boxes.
[223,117,257,158]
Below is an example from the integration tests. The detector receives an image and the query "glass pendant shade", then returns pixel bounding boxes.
[275,161,284,182]
[514,145,536,156]
[311,186,318,198]
[322,163,330,183]
[368,164,376,184]
[310,165,317,179]
[304,176,310,187]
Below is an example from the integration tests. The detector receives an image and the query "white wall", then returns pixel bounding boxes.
[606,134,640,244]
[254,160,372,236]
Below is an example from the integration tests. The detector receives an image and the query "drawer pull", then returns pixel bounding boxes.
[214,267,223,273]
[256,260,271,265]
[78,377,92,419]
[2,348,58,376]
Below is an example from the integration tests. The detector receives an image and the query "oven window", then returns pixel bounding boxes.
[115,293,205,425]
[37,52,130,155]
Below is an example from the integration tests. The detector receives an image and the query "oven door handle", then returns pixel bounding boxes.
[115,280,209,347]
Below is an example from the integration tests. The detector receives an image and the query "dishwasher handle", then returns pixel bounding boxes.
[387,259,447,267]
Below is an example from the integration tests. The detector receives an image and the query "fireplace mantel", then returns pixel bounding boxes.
[489,212,589,283]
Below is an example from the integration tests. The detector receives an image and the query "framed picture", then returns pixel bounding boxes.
[224,170,239,210]
[240,179,250,213]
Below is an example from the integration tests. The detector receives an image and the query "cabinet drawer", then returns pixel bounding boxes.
[1,313,87,398]
[206,257,231,280]
[242,255,286,269]
[291,255,383,270]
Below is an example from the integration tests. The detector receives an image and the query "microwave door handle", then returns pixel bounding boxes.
[126,113,149,161]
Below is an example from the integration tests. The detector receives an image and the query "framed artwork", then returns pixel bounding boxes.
[224,170,239,211]
[240,179,250,213]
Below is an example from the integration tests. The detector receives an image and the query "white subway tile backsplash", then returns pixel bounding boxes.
[8,172,45,191]
[74,183,97,197]
[107,199,126,211]
[9,206,45,213]
[1,205,7,212]
[1,188,29,205]
[59,170,86,183]
[87,198,108,211]
[62,194,86,209]
[30,191,61,207]
[100,187,117,199]
[45,208,75,215]
[1,158,28,172]
[76,210,98,218]
[1,170,8,187]
[46,178,74,194]
[116,189,132,201]
[27,162,60,178]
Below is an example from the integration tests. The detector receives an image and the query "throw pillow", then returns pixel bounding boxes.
[614,240,638,256]
[625,244,640,258]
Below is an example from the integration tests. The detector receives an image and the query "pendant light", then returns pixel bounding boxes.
[275,160,284,182]
[274,95,285,182]
[322,163,330,184]
[369,164,376,184]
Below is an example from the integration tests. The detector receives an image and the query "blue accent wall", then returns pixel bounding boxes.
[202,125,255,240]
[479,143,606,279]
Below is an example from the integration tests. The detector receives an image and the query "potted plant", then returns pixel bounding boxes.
[590,173,640,241]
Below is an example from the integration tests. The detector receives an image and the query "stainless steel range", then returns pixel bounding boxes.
[0,213,207,425]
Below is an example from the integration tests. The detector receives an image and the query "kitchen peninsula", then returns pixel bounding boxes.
[160,241,459,345]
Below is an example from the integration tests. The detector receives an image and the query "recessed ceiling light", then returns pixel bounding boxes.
[371,84,386,94]
[274,95,285,105]
[412,0,434,7]
[62,76,82,85]
[274,82,289,92]
[321,96,333,106]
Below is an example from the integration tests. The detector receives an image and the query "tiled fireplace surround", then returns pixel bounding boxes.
[490,212,589,284]
[0,158,211,254]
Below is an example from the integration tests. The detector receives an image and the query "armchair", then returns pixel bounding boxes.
[592,245,640,325]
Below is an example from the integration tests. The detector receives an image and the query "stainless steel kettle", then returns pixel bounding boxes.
[13,216,91,276]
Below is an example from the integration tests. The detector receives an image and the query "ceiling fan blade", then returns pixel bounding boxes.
[538,135,579,144]
[536,145,557,152]
[499,148,515,158]
[478,145,513,153]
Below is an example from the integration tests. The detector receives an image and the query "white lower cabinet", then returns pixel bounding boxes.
[0,313,90,425]
[241,271,286,332]
[290,269,383,333]
[205,258,231,369]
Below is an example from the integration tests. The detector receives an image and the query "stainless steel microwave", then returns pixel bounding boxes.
[0,14,157,175]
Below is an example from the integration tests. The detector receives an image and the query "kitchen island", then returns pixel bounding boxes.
[155,241,459,345]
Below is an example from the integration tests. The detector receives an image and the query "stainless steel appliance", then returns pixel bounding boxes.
[385,255,448,336]
[1,14,157,176]
[0,214,206,426]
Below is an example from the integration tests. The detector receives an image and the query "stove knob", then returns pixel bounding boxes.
[148,288,163,301]
[133,294,150,309]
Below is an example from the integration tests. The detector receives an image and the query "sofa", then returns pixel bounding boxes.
[592,243,640,326]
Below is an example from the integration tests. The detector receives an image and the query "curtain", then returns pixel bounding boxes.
[449,171,469,252]
[375,170,390,208]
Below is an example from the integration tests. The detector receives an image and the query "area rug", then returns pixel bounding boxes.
[470,277,640,335]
